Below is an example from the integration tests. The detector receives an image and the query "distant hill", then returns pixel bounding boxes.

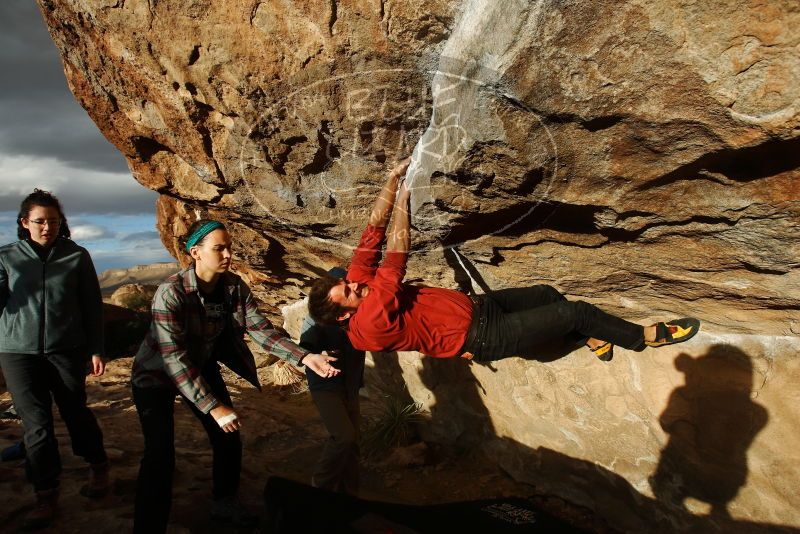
[98,262,180,295]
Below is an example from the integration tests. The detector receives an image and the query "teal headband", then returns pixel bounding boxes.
[185,221,225,252]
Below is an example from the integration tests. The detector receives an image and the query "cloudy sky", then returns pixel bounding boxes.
[0,1,174,273]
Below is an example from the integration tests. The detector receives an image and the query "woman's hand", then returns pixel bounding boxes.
[303,352,341,378]
[210,404,241,433]
[90,355,105,376]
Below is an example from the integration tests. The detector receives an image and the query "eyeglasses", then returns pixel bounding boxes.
[26,218,62,227]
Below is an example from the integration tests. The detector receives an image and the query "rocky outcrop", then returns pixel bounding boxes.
[37,0,799,332]
[40,0,798,531]
[108,283,157,311]
[98,261,179,295]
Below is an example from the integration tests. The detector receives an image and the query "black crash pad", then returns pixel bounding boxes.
[264,476,588,533]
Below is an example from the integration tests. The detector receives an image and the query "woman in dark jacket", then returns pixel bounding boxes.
[0,189,109,530]
[131,218,338,533]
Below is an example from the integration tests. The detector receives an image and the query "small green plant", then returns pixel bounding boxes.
[361,396,426,458]
[119,291,153,312]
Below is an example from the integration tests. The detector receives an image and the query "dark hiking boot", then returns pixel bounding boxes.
[23,488,58,530]
[80,461,110,498]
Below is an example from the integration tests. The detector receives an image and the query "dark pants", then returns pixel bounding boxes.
[310,390,360,495]
[463,285,646,361]
[133,362,241,534]
[0,351,106,491]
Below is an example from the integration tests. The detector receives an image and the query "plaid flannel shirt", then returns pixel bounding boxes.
[131,267,308,413]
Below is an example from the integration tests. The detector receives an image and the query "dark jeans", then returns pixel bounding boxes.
[0,351,106,491]
[462,285,646,361]
[133,362,241,534]
[310,390,360,495]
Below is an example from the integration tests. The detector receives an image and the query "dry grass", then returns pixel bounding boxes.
[271,360,308,394]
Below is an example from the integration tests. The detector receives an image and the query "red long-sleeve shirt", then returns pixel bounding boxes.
[345,225,473,357]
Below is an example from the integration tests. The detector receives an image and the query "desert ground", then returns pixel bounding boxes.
[0,356,605,533]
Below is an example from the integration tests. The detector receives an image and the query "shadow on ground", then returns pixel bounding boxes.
[364,342,794,533]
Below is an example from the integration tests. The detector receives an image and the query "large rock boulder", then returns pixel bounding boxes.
[39,0,798,531]
[109,283,157,311]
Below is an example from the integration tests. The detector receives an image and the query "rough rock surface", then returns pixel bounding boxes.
[364,337,800,533]
[108,283,157,311]
[39,0,799,531]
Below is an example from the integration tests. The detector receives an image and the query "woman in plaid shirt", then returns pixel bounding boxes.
[131,219,338,533]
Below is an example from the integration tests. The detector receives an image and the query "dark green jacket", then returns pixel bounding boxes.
[0,238,104,356]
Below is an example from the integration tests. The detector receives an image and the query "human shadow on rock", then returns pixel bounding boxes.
[409,342,790,533]
[492,441,797,534]
[364,351,417,407]
[650,344,769,520]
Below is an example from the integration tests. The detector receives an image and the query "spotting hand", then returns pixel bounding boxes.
[304,352,341,379]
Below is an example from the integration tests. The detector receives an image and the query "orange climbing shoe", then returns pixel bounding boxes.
[589,341,614,362]
[645,318,701,348]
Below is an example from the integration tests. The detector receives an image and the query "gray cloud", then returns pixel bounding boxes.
[0,3,170,269]
[121,231,161,242]
[0,2,133,175]
[70,223,116,241]
[0,156,158,214]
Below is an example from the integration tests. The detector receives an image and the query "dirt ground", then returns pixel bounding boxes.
[0,357,609,533]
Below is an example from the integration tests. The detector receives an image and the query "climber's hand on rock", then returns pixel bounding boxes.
[389,157,411,181]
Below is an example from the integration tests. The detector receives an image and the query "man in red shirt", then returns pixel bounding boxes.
[308,160,700,363]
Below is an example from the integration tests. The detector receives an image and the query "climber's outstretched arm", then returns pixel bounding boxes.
[368,158,410,228]
[387,182,411,254]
